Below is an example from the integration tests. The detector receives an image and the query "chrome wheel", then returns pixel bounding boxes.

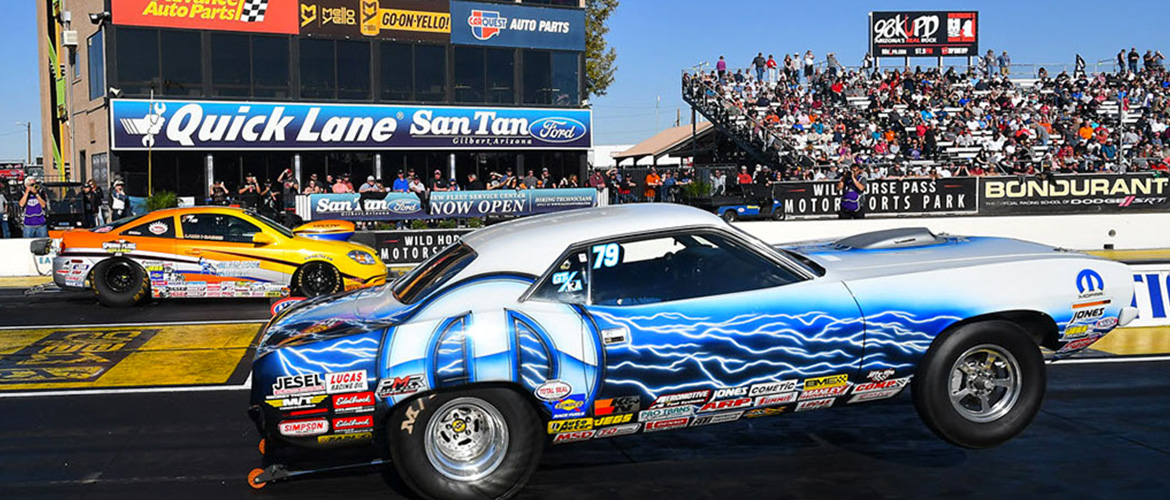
[948,344,1022,423]
[423,397,509,482]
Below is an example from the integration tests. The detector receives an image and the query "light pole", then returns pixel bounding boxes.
[16,122,30,166]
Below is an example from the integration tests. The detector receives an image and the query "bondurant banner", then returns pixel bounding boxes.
[979,174,1170,215]
[110,99,592,150]
[450,0,585,51]
[309,188,598,221]
[775,177,978,217]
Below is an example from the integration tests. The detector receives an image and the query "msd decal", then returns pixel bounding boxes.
[467,9,506,40]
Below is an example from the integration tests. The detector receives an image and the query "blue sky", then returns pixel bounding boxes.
[1,1,1167,160]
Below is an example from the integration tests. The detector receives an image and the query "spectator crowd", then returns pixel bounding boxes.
[685,47,1170,182]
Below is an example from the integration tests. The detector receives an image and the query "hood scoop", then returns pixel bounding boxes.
[833,228,943,250]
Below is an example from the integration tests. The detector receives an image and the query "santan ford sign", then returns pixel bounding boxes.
[110,99,592,150]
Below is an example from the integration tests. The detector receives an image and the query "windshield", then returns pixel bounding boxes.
[247,211,296,238]
[93,214,147,234]
[392,243,477,304]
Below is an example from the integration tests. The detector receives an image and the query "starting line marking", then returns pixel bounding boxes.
[0,322,264,393]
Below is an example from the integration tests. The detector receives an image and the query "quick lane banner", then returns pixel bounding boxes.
[869,11,978,57]
[352,229,472,265]
[309,188,598,221]
[979,174,1170,215]
[299,0,451,42]
[112,0,300,34]
[450,1,585,51]
[775,177,977,217]
[110,99,592,150]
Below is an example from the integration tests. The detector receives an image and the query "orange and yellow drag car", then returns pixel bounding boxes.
[52,207,386,307]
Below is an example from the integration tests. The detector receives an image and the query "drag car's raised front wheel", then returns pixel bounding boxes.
[294,261,341,298]
[388,388,543,500]
[92,259,150,307]
[912,320,1045,449]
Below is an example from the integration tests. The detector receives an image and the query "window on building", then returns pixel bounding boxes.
[522,0,580,5]
[211,33,251,97]
[454,46,485,103]
[300,38,336,99]
[160,30,202,96]
[69,48,80,80]
[87,30,105,101]
[379,41,413,101]
[115,28,159,96]
[522,50,552,105]
[415,44,446,102]
[486,48,515,104]
[336,40,371,101]
[252,36,290,99]
[551,51,580,106]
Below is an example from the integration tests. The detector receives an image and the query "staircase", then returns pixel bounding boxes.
[681,78,781,169]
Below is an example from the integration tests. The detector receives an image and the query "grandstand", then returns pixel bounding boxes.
[681,57,1169,180]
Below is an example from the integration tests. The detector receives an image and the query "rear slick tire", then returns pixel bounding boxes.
[387,388,544,500]
[912,320,1045,449]
[92,258,150,307]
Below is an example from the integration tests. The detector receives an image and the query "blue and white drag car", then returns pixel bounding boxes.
[247,204,1136,499]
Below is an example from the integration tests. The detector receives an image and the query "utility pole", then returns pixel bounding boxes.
[23,121,30,166]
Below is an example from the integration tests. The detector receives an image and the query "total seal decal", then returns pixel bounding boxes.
[111,99,592,151]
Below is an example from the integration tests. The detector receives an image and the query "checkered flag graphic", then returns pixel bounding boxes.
[239,0,269,22]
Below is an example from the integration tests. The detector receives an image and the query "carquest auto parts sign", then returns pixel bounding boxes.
[110,99,592,150]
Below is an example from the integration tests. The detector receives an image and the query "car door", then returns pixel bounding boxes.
[578,230,866,422]
[115,215,177,298]
[176,212,290,298]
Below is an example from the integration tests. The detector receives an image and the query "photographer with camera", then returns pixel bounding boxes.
[19,177,48,238]
[111,180,128,220]
[238,173,262,209]
[836,162,867,219]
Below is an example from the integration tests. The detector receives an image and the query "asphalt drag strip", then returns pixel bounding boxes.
[0,361,1167,499]
[0,322,264,393]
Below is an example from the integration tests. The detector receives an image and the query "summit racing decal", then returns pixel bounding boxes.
[110,99,592,151]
